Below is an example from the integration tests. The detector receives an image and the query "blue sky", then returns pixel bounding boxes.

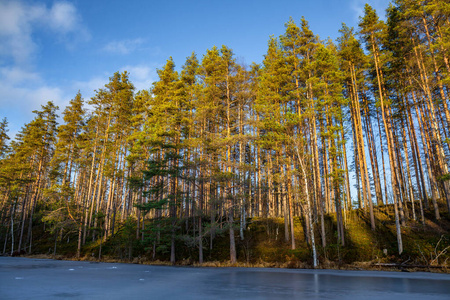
[0,0,390,138]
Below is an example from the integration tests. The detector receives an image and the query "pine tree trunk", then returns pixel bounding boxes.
[26,157,44,253]
[414,91,441,219]
[405,98,426,224]
[401,117,416,221]
[370,34,402,253]
[376,110,388,205]
[296,147,318,268]
[288,162,295,250]
[413,40,450,213]
[350,63,375,229]
[363,94,383,206]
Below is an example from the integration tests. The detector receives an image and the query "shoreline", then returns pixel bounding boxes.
[3,253,448,274]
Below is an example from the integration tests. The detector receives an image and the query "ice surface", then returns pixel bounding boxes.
[1,257,449,300]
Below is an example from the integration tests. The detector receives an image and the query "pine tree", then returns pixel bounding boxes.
[51,92,85,186]
[145,58,185,263]
[12,102,59,253]
[40,93,86,257]
[86,71,135,244]
[180,52,205,263]
[314,41,348,243]
[0,118,9,159]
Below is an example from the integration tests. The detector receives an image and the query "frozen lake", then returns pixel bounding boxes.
[1,257,449,299]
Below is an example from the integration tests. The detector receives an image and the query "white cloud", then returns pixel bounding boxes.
[0,67,41,85]
[72,75,109,100]
[0,81,63,110]
[0,0,89,65]
[103,39,145,55]
[121,64,158,91]
[48,1,79,33]
[0,1,90,138]
[0,74,66,139]
[72,65,158,100]
[0,64,158,139]
[0,1,42,64]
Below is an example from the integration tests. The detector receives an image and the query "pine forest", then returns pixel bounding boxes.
[1,1,449,269]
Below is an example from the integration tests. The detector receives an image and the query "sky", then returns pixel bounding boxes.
[0,0,391,139]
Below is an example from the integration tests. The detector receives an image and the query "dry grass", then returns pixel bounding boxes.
[24,254,65,260]
[19,253,449,273]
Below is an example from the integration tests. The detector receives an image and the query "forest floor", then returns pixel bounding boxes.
[4,206,450,273]
[9,205,449,274]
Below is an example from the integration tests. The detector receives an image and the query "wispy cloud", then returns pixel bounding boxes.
[0,69,65,138]
[103,38,146,55]
[0,1,42,65]
[0,0,90,138]
[0,67,41,85]
[47,1,90,46]
[121,64,158,91]
[72,64,159,100]
[0,0,90,65]
[70,64,158,107]
[48,1,80,33]
[72,76,109,100]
